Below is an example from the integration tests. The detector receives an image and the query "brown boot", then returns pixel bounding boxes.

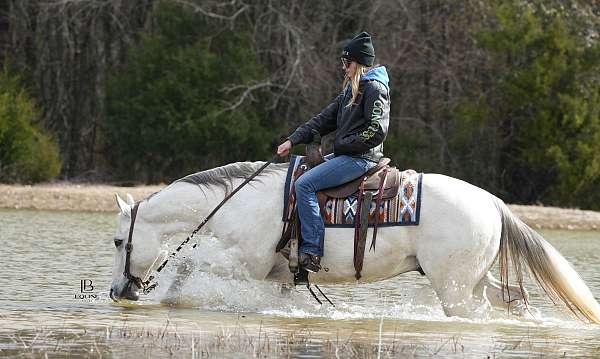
[299,252,321,273]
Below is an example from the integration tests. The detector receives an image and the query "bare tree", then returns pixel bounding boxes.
[7,0,155,178]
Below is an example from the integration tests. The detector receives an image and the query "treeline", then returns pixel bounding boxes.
[1,0,600,209]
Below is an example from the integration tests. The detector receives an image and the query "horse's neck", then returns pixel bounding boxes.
[138,164,287,245]
[138,182,225,240]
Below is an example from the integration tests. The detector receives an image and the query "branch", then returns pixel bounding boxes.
[215,81,282,115]
[172,0,247,21]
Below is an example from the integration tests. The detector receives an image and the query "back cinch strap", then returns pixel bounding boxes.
[370,166,389,252]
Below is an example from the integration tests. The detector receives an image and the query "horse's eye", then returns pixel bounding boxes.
[114,238,123,248]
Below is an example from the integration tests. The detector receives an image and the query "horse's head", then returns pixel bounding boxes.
[109,193,167,302]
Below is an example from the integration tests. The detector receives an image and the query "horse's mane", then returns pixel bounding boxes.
[174,161,287,193]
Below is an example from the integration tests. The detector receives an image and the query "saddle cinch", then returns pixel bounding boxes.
[276,135,401,282]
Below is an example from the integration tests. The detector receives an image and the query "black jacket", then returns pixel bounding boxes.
[288,68,390,162]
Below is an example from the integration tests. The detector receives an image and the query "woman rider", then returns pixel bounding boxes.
[277,32,390,273]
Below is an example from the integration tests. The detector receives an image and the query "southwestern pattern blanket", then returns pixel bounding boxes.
[283,155,422,227]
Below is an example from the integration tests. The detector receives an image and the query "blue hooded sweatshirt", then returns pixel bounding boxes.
[361,66,390,92]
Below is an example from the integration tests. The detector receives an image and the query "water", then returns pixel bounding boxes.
[1,209,600,357]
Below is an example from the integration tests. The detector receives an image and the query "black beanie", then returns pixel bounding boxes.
[342,32,375,67]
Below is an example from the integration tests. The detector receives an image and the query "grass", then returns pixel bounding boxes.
[1,318,596,358]
[0,320,459,358]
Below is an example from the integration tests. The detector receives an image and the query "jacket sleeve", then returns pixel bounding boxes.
[287,92,342,145]
[335,83,389,154]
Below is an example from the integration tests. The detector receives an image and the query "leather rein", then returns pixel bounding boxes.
[123,202,143,289]
[122,157,277,294]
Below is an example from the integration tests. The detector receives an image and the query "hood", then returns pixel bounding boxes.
[361,66,390,91]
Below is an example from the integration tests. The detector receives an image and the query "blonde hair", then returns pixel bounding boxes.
[343,63,371,107]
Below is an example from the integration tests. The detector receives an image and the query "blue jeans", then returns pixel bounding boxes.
[295,155,376,257]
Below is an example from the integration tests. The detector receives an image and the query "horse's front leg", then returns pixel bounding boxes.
[160,257,195,305]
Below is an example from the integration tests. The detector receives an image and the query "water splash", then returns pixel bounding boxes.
[142,235,598,331]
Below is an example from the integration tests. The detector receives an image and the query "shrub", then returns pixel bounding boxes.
[0,67,61,183]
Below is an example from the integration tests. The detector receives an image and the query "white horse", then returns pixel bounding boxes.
[109,161,600,323]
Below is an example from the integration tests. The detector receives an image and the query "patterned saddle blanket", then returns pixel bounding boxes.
[283,155,423,227]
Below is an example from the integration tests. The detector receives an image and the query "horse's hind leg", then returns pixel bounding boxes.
[418,226,498,318]
[427,273,490,318]
[478,272,536,318]
[420,249,492,318]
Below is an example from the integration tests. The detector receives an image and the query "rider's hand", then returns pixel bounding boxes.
[277,140,292,157]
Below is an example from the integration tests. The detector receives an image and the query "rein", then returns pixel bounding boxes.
[123,202,142,288]
[123,156,278,294]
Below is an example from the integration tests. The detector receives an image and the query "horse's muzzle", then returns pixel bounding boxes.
[110,281,140,302]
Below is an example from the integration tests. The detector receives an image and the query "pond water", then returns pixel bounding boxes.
[1,209,599,357]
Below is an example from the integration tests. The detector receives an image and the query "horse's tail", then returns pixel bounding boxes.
[494,198,600,324]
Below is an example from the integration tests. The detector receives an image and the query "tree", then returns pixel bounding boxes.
[462,1,600,208]
[104,1,279,182]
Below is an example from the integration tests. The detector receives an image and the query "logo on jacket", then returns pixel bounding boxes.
[359,94,386,141]
[371,96,385,122]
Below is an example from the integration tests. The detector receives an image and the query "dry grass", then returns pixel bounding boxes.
[1,319,593,358]
[0,183,163,213]
[0,316,600,358]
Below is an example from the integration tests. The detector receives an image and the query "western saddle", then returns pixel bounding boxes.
[277,133,401,282]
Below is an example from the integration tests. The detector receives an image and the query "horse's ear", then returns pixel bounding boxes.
[126,193,135,206]
[115,193,131,216]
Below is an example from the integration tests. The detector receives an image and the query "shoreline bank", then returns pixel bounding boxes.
[1,183,599,231]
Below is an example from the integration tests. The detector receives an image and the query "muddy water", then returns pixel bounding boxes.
[1,209,599,357]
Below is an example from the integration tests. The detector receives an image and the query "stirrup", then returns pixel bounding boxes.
[299,253,321,273]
